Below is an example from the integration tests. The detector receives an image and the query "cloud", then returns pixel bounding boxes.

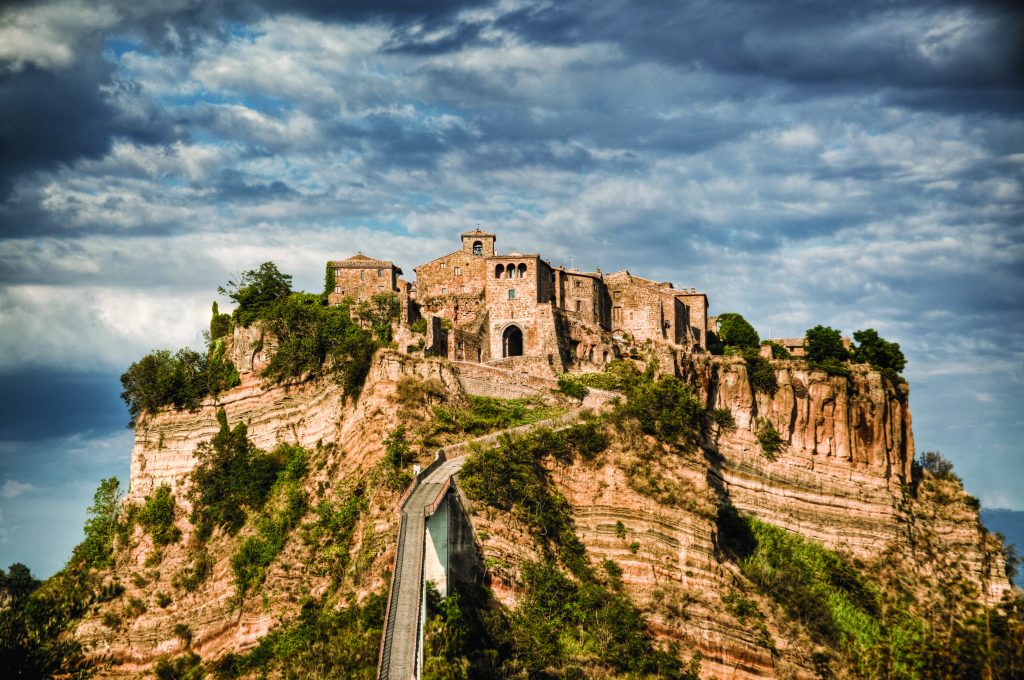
[0,480,36,499]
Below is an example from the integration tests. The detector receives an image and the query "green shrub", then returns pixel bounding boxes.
[755,418,784,461]
[219,261,293,327]
[569,360,642,392]
[154,652,205,680]
[356,293,400,343]
[209,301,232,341]
[188,410,288,541]
[918,450,959,482]
[761,340,791,359]
[717,313,760,349]
[125,596,147,618]
[743,350,778,395]
[805,325,849,363]
[410,317,428,335]
[75,477,123,569]
[615,374,705,447]
[230,450,309,599]
[383,426,414,490]
[812,357,852,378]
[137,484,182,547]
[155,591,172,608]
[211,593,387,679]
[173,623,193,647]
[460,424,609,574]
[556,375,589,400]
[173,550,213,592]
[258,292,377,395]
[851,328,906,373]
[306,483,366,577]
[615,520,627,540]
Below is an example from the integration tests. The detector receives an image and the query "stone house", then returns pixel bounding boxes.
[327,229,712,377]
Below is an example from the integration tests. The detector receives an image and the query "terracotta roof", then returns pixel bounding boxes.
[461,228,495,237]
[328,253,403,274]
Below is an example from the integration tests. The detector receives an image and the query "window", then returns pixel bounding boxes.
[507,267,514,279]
[495,264,505,278]
[460,285,466,292]
[574,280,581,288]
[334,268,340,277]
[613,307,622,322]
[378,269,385,277]
[360,270,364,281]
[517,263,527,278]
[454,266,461,275]
[508,289,516,299]
[440,262,446,270]
[442,287,448,294]
[575,300,582,312]
[472,241,483,256]
[334,286,341,294]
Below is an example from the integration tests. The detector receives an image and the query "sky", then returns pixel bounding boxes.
[0,0,1022,578]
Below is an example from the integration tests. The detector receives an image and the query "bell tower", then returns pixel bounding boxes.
[461,228,496,257]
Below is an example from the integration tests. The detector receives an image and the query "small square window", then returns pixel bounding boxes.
[440,262,446,270]
[460,285,466,292]
[454,266,461,275]
[508,289,516,299]
[378,269,385,277]
[442,287,448,294]
[334,286,341,294]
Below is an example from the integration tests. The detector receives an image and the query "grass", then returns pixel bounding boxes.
[431,395,565,439]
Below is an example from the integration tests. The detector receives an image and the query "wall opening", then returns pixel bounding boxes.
[502,325,523,358]
[495,264,504,278]
[473,241,483,256]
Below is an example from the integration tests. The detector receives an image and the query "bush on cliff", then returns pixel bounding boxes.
[851,328,906,374]
[219,261,293,327]
[137,484,182,547]
[188,410,290,541]
[76,477,123,569]
[615,373,706,448]
[258,292,376,395]
[717,312,760,350]
[804,325,849,363]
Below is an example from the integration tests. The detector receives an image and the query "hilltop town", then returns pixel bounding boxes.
[327,228,713,375]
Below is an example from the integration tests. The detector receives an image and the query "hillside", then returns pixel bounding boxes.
[2,269,1022,680]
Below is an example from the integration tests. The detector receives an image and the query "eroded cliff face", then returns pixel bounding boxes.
[82,344,1013,678]
[469,356,1011,678]
[79,341,461,672]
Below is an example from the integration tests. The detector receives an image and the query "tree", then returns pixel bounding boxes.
[852,328,906,373]
[219,262,293,326]
[0,563,39,603]
[717,313,760,350]
[120,349,178,424]
[209,301,231,340]
[804,325,848,363]
[77,477,123,569]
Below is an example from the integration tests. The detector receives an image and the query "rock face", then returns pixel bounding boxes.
[84,344,1013,679]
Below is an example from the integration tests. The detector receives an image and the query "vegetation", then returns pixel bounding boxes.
[382,426,414,490]
[460,420,609,574]
[613,372,706,448]
[805,325,849,363]
[173,549,213,592]
[137,484,181,547]
[211,593,387,679]
[716,312,760,350]
[304,483,366,579]
[754,418,784,461]
[188,410,288,541]
[257,292,376,394]
[77,477,123,569]
[154,652,205,680]
[355,292,400,343]
[229,444,309,599]
[852,328,906,373]
[209,301,231,341]
[761,340,791,359]
[219,261,293,327]
[743,350,778,395]
[556,374,589,400]
[0,561,93,678]
[567,359,642,392]
[431,395,564,440]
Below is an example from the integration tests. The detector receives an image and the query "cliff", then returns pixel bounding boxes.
[75,338,1016,678]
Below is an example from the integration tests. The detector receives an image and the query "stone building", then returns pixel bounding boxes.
[327,229,712,377]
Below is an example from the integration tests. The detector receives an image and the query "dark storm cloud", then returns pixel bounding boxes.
[255,0,490,25]
[0,371,125,440]
[495,0,1024,98]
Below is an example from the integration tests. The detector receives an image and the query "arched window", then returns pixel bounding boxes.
[495,264,505,278]
[507,266,514,279]
[473,240,483,256]
[502,325,523,357]
[517,263,527,278]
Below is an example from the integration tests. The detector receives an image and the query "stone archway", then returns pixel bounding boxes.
[502,325,523,358]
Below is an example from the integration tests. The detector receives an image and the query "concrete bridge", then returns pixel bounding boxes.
[375,403,611,680]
